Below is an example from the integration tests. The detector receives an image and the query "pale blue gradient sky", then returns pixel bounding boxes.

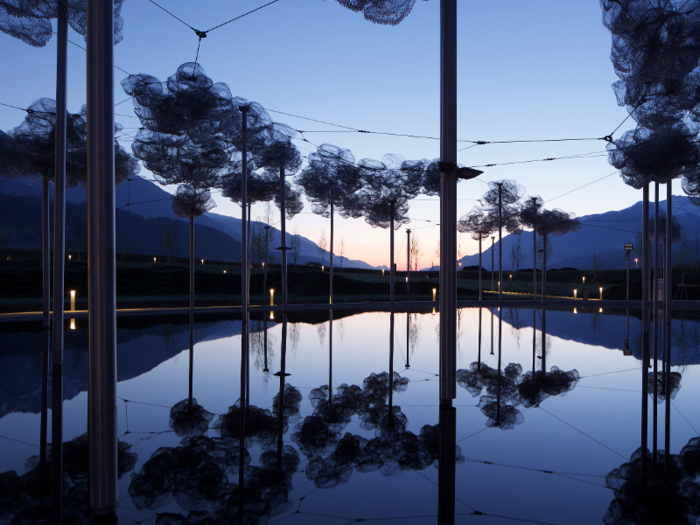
[0,0,644,268]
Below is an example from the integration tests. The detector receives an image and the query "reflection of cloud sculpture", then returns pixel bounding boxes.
[518,368,580,408]
[647,371,682,403]
[604,438,700,525]
[456,362,521,402]
[477,396,524,431]
[129,435,247,512]
[334,0,418,26]
[169,399,215,437]
[214,387,302,449]
[0,433,136,524]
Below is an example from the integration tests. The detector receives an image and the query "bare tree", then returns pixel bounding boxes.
[162,221,177,263]
[590,252,603,282]
[410,233,422,272]
[510,236,524,272]
[318,229,327,266]
[339,237,346,270]
[290,225,302,268]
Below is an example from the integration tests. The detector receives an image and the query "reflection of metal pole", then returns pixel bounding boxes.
[497,307,502,425]
[437,402,456,524]
[406,309,411,368]
[490,307,494,356]
[263,316,269,373]
[541,307,547,373]
[277,314,288,470]
[188,313,194,408]
[653,185,659,464]
[664,181,672,480]
[641,183,650,484]
[238,319,246,525]
[389,310,395,426]
[532,307,537,373]
[40,326,50,484]
[438,0,457,405]
[42,177,50,330]
[329,310,333,410]
[87,0,118,515]
[477,307,482,369]
[626,251,630,301]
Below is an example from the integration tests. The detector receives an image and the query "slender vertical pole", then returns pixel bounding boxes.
[497,307,502,424]
[406,309,411,368]
[330,202,334,304]
[238,317,246,525]
[664,181,672,479]
[491,237,495,291]
[498,184,503,304]
[439,0,457,404]
[329,310,333,409]
[263,316,269,372]
[542,234,547,307]
[406,229,411,296]
[40,177,50,485]
[280,162,287,312]
[190,216,194,310]
[532,307,537,373]
[533,231,537,300]
[188,312,194,408]
[541,306,547,373]
[490,307,494,355]
[437,402,456,524]
[477,307,482,367]
[652,183,660,465]
[247,202,251,301]
[87,0,118,516]
[390,202,395,308]
[478,237,482,301]
[239,106,249,416]
[388,309,395,426]
[641,183,650,484]
[52,2,68,521]
[263,226,269,295]
[626,253,630,301]
[277,314,288,470]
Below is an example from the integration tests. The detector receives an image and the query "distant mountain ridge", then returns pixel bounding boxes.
[0,176,377,268]
[456,194,700,271]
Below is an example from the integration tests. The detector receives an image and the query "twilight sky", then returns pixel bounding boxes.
[0,0,650,269]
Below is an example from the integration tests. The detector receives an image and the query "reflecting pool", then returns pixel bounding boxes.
[1,307,699,524]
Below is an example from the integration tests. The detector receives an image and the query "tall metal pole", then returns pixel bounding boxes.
[478,237,482,301]
[542,234,548,307]
[406,228,411,296]
[438,0,457,404]
[280,161,287,312]
[664,181,672,478]
[51,2,68,520]
[437,402,456,524]
[329,310,333,409]
[533,231,537,300]
[190,216,194,310]
[626,251,630,301]
[276,314,288,470]
[652,185,660,462]
[390,201,395,308]
[40,176,50,485]
[263,225,269,295]
[491,236,495,291]
[87,0,118,516]
[330,202,334,304]
[239,106,250,415]
[497,183,503,304]
[188,312,194,408]
[641,183,650,484]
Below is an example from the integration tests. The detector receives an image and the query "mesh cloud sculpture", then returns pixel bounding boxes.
[519,200,580,302]
[121,63,235,144]
[607,124,700,190]
[648,212,682,244]
[334,0,417,26]
[0,129,30,179]
[0,0,126,47]
[171,185,216,220]
[295,144,364,302]
[458,207,498,300]
[518,195,546,298]
[10,98,138,187]
[603,438,700,525]
[358,154,422,303]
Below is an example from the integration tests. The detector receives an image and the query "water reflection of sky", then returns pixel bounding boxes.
[1,308,699,524]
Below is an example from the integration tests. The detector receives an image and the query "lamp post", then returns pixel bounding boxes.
[635,258,638,269]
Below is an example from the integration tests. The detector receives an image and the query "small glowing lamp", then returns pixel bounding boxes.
[70,290,76,312]
[270,289,274,306]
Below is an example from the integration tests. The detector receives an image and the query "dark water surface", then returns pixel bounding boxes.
[1,307,699,524]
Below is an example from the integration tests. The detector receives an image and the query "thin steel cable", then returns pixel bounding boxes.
[205,0,283,32]
[146,0,195,30]
[544,171,618,203]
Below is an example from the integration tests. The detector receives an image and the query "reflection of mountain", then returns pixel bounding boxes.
[0,320,241,421]
[499,308,700,366]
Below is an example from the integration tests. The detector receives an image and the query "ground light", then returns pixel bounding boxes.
[574,289,577,299]
[70,290,76,312]
[68,255,71,260]
[635,258,639,268]
[201,259,204,265]
[270,289,274,306]
[600,287,603,300]
[582,276,585,284]
[574,308,578,314]
[432,288,437,301]
[153,257,156,263]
